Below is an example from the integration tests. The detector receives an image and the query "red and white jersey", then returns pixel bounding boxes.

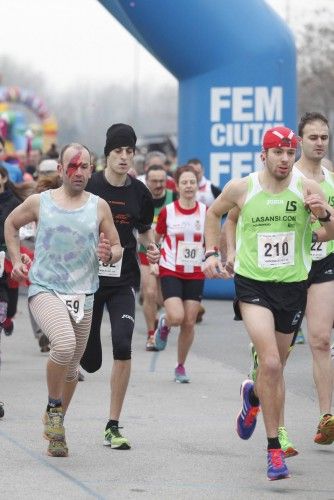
[156,200,206,279]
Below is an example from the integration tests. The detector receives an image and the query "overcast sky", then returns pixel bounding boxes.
[0,0,332,92]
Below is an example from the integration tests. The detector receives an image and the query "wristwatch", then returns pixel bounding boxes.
[204,247,220,261]
[318,209,331,223]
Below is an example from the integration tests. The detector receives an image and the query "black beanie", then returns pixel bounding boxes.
[104,123,137,157]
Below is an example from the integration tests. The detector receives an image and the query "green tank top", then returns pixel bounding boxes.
[294,166,334,261]
[234,171,311,282]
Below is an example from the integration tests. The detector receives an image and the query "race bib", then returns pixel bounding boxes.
[258,232,295,268]
[55,292,85,323]
[310,241,327,261]
[0,251,5,278]
[176,241,203,266]
[98,250,123,277]
[19,222,36,240]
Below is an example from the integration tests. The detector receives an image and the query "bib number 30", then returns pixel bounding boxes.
[176,241,203,266]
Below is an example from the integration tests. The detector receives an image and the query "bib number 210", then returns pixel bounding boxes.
[264,241,289,257]
[258,232,295,268]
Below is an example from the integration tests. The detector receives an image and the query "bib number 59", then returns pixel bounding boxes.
[66,299,80,314]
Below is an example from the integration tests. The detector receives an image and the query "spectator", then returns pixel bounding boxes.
[187,158,221,207]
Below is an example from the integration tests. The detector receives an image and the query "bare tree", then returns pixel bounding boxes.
[297,8,334,155]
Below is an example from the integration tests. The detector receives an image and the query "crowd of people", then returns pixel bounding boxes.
[0,115,334,481]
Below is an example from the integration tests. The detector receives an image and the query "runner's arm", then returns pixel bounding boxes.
[204,180,243,278]
[221,206,240,278]
[98,199,122,264]
[138,229,160,264]
[4,194,39,279]
[303,179,334,239]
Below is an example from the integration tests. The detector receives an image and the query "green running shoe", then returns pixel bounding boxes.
[278,426,298,458]
[248,343,258,382]
[103,426,131,450]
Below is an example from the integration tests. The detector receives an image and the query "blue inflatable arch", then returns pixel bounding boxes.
[98,0,297,298]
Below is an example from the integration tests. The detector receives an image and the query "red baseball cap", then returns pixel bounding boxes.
[262,126,299,150]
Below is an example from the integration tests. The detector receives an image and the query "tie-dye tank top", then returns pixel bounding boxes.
[28,190,99,300]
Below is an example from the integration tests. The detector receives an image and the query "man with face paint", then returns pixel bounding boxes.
[80,123,160,450]
[5,143,122,457]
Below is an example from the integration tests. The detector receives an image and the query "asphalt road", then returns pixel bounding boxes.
[0,293,333,499]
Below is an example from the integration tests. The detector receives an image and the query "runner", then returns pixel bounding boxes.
[187,157,222,324]
[137,151,177,191]
[246,113,334,452]
[0,165,22,418]
[80,123,160,450]
[294,112,334,445]
[203,126,334,480]
[153,165,206,383]
[138,164,177,351]
[0,166,21,336]
[187,158,221,207]
[5,143,121,457]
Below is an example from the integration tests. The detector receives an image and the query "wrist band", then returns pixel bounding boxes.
[204,251,219,261]
[146,242,161,251]
[318,209,331,223]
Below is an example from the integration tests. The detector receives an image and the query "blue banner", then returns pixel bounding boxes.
[99,0,297,298]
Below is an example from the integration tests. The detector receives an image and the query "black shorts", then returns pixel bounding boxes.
[233,274,307,334]
[307,252,334,286]
[160,276,204,302]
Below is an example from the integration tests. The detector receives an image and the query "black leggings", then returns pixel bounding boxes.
[0,277,18,318]
[80,285,135,372]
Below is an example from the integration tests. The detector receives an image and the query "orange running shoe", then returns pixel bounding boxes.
[314,414,334,445]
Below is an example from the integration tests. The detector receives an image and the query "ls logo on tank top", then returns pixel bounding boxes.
[258,232,295,268]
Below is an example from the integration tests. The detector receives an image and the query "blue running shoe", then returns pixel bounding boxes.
[267,449,290,480]
[236,379,260,440]
[153,314,170,351]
